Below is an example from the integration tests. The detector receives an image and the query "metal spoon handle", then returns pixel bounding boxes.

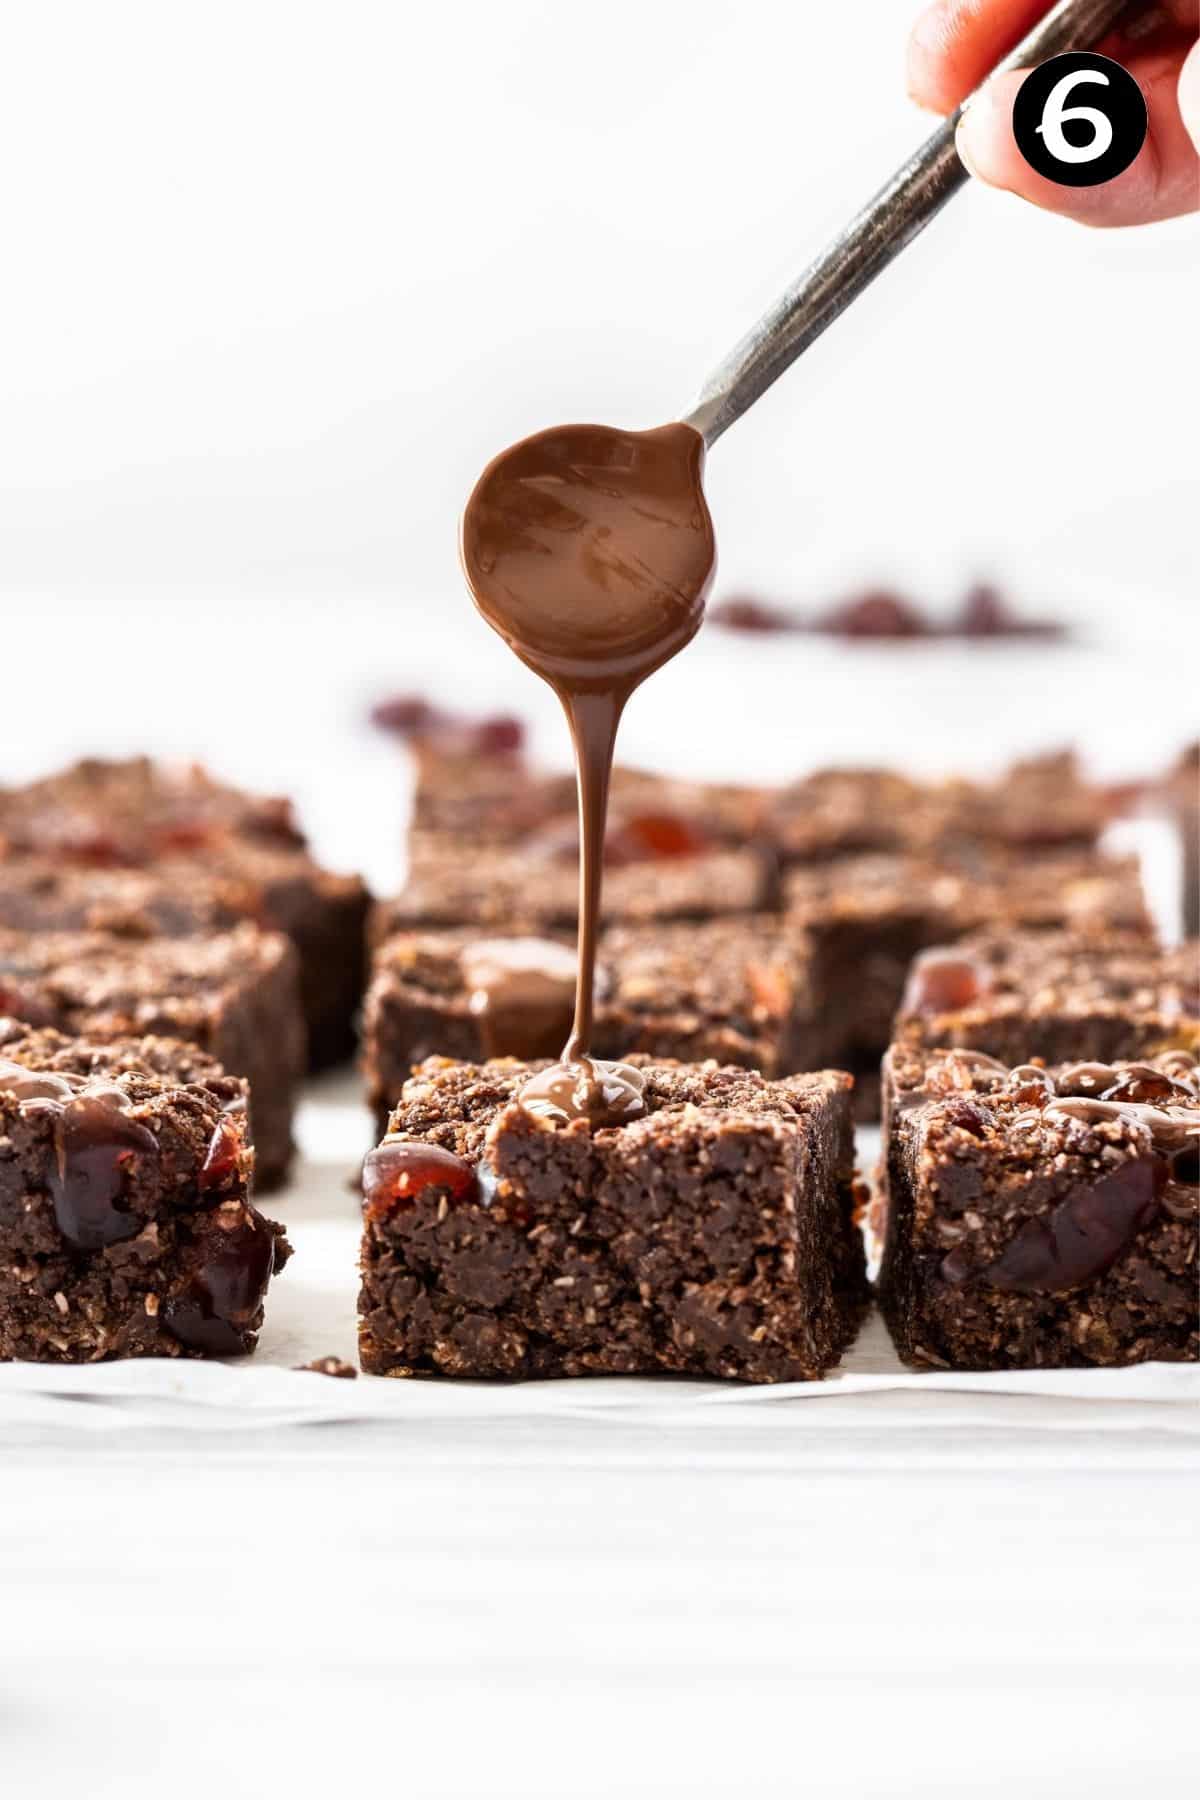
[683,0,1139,445]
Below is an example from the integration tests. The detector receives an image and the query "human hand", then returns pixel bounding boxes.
[908,1,1199,224]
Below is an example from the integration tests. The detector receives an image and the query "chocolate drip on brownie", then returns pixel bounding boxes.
[458,937,578,1062]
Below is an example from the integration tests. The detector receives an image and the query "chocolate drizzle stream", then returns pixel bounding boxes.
[461,421,715,1124]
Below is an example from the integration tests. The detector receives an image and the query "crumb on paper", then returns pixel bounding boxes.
[294,1355,358,1380]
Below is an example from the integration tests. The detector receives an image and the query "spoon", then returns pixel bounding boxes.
[684,0,1142,446]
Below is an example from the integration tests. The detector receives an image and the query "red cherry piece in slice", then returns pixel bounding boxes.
[67,831,126,866]
[362,1140,479,1221]
[162,1205,279,1355]
[156,820,217,853]
[48,1095,159,1250]
[607,811,710,864]
[1100,1066,1187,1105]
[198,1113,246,1192]
[984,1161,1159,1295]
[941,1099,994,1139]
[902,949,987,1017]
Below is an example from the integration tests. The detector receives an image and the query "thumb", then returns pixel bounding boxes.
[956,64,1195,227]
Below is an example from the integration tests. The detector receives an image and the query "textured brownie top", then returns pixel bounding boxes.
[386,1054,851,1163]
[0,759,367,918]
[166,836,369,916]
[0,1014,237,1094]
[412,746,1103,871]
[949,849,1149,932]
[0,756,304,863]
[412,747,763,853]
[767,769,929,862]
[785,853,964,925]
[0,857,243,938]
[936,751,1107,851]
[768,753,1104,864]
[0,922,295,1040]
[898,930,1199,1039]
[412,747,573,843]
[389,836,768,934]
[0,842,367,946]
[605,767,765,854]
[784,849,1149,934]
[373,917,800,1027]
[0,1016,249,1161]
[888,1042,1199,1125]
[596,917,803,1038]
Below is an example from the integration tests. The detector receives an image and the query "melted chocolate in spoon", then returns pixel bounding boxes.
[461,421,715,1125]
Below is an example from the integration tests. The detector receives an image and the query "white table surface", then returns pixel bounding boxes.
[6,1379,1197,1800]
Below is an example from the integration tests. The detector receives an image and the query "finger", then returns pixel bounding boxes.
[908,0,1052,113]
[908,0,1198,115]
[956,53,1200,224]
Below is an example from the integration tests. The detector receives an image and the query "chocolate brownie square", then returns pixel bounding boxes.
[783,849,1151,1117]
[196,837,369,1069]
[766,769,932,865]
[385,834,771,937]
[0,923,304,1188]
[784,855,959,1107]
[877,1045,1199,1370]
[765,753,1105,869]
[358,1056,867,1383]
[0,755,304,859]
[409,743,574,845]
[0,759,370,1067]
[945,847,1151,935]
[362,919,813,1132]
[411,742,764,857]
[896,930,1199,1069]
[0,1019,290,1361]
[935,751,1107,854]
[0,859,242,938]
[592,917,810,1077]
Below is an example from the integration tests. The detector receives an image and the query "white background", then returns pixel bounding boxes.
[1,3,1197,1796]
[1,0,1197,846]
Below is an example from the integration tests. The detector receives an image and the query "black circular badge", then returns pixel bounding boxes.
[1012,52,1148,188]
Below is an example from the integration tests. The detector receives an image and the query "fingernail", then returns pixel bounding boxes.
[955,72,1028,190]
[955,84,1003,184]
[954,117,983,180]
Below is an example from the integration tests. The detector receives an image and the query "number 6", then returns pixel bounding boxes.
[1036,69,1114,164]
